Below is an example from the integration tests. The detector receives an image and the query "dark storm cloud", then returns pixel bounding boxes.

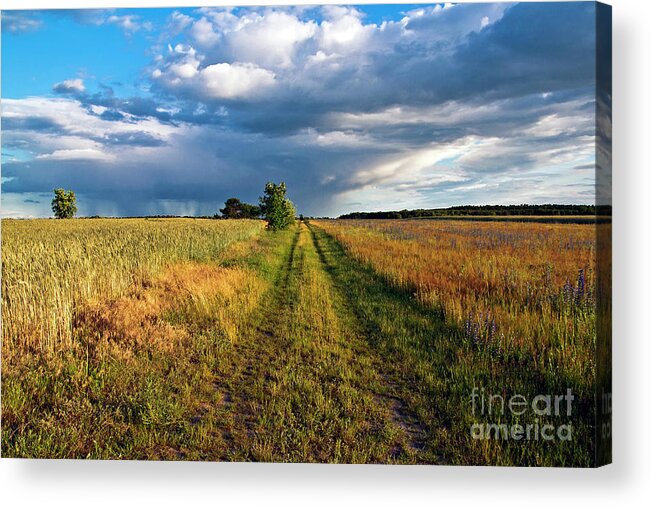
[5,3,601,217]
[142,2,595,142]
[370,2,595,115]
[102,131,167,147]
[450,2,596,99]
[2,122,395,216]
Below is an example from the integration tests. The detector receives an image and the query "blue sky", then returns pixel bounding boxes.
[1,3,604,217]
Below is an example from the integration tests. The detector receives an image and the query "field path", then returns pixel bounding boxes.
[213,222,435,463]
[306,223,430,455]
[2,220,445,462]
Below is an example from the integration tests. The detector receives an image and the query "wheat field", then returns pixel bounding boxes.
[1,218,264,357]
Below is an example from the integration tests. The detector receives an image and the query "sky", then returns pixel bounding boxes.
[1,3,603,218]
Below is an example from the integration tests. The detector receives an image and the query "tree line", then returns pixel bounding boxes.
[339,204,608,219]
[217,182,296,230]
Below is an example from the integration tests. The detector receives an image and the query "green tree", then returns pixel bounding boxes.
[220,197,261,219]
[240,202,261,219]
[51,188,78,219]
[259,182,296,231]
[220,197,243,218]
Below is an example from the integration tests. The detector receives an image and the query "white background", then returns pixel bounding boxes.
[1,0,649,505]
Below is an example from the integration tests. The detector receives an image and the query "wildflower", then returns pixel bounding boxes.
[575,269,585,305]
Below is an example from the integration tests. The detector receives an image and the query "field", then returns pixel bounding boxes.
[1,218,603,465]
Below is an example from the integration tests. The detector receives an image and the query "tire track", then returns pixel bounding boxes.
[219,226,302,459]
[306,222,432,460]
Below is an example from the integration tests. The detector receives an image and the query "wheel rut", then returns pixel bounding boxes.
[220,226,302,459]
[211,223,432,462]
[306,222,431,460]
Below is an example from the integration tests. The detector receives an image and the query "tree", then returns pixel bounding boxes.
[240,202,262,219]
[259,182,296,231]
[220,198,261,219]
[220,198,244,218]
[51,188,78,219]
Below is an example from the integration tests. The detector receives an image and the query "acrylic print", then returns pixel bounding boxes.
[1,2,611,466]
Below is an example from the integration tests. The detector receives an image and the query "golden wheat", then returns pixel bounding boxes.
[1,218,264,356]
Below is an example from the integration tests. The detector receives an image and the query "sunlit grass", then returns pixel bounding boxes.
[309,221,604,466]
[1,218,264,357]
[315,219,601,386]
[1,220,269,459]
[1,217,606,465]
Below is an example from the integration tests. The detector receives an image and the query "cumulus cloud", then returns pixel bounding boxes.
[53,78,86,94]
[4,3,604,217]
[190,17,221,47]
[199,63,276,99]
[151,44,277,100]
[222,11,317,68]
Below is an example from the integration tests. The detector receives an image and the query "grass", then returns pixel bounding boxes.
[2,219,266,459]
[1,218,604,465]
[313,219,604,465]
[1,218,264,355]
[214,223,411,463]
[2,222,414,461]
[315,219,599,387]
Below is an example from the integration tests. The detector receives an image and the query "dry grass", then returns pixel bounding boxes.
[1,218,264,357]
[315,219,601,385]
[75,262,265,360]
[1,217,606,464]
[310,220,607,465]
[1,227,270,460]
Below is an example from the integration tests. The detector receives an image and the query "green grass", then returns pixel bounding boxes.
[218,223,419,463]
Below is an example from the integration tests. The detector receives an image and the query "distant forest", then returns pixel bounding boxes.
[339,204,611,220]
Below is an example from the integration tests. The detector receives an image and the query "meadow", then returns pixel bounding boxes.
[1,217,603,465]
[315,219,598,386]
[315,219,605,465]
